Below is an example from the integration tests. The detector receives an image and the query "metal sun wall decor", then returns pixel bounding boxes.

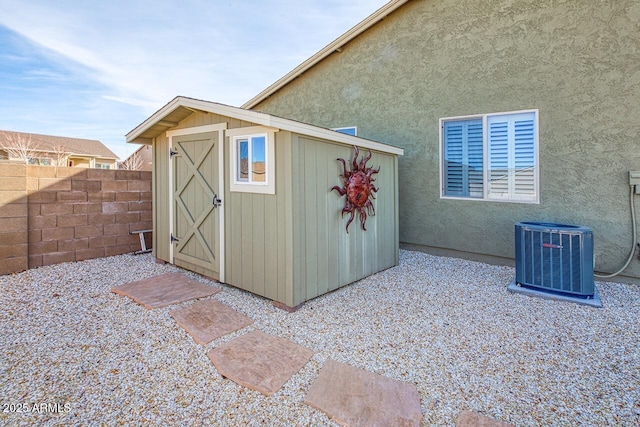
[331,146,380,233]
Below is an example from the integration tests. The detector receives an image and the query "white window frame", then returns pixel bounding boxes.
[332,126,358,136]
[227,126,276,194]
[439,109,539,204]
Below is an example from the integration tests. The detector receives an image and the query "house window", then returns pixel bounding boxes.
[332,126,357,136]
[95,163,111,169]
[440,110,539,203]
[228,126,276,194]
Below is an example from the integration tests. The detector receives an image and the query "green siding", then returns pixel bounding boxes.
[223,130,294,305]
[290,136,399,306]
[152,134,170,262]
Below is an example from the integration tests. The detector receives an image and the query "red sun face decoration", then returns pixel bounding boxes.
[331,146,380,232]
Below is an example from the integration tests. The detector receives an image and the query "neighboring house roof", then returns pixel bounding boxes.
[242,0,409,109]
[126,96,403,156]
[0,130,119,160]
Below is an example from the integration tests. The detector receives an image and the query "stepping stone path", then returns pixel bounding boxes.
[111,272,506,425]
[207,330,314,396]
[169,299,254,344]
[112,272,221,309]
[305,359,423,427]
[456,410,515,427]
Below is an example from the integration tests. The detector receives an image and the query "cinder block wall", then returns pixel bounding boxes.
[0,163,28,274]
[0,163,152,275]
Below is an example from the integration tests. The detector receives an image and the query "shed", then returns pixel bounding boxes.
[126,96,403,308]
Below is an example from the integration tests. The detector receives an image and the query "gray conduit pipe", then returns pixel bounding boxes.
[594,186,637,278]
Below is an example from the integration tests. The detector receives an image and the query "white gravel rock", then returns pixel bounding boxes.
[1,250,639,426]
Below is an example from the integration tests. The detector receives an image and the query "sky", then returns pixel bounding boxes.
[0,0,388,160]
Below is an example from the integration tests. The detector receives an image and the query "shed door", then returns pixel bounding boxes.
[170,131,222,277]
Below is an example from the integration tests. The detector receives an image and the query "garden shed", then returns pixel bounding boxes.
[126,96,403,308]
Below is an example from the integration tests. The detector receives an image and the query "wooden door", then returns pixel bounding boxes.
[171,131,221,277]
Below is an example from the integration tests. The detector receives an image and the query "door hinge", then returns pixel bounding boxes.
[169,148,178,158]
[212,192,222,208]
[170,233,180,244]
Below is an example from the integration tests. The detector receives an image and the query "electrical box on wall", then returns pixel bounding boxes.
[630,171,640,194]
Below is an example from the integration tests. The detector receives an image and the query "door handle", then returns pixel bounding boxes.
[213,193,222,208]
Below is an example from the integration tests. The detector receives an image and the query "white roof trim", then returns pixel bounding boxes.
[241,0,408,109]
[126,97,404,156]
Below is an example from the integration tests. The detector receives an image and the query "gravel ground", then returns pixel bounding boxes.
[1,250,639,426]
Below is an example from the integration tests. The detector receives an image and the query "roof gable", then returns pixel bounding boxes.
[126,96,403,156]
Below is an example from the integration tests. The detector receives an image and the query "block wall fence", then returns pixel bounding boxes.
[0,163,152,275]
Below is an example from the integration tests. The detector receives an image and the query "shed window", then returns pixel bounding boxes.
[234,134,267,184]
[228,127,276,194]
[440,110,539,203]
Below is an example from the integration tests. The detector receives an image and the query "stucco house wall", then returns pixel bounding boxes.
[250,0,640,280]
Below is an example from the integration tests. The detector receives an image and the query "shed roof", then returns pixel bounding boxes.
[242,0,409,109]
[126,96,403,156]
[0,130,119,159]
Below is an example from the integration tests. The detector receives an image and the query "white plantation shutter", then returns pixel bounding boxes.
[443,119,483,197]
[513,117,536,197]
[467,122,484,197]
[443,121,464,195]
[488,120,509,197]
[487,112,537,201]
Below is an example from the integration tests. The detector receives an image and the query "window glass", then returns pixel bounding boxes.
[251,136,266,182]
[237,139,249,182]
[443,119,483,198]
[332,126,357,136]
[487,113,536,200]
[234,134,268,185]
[441,110,538,203]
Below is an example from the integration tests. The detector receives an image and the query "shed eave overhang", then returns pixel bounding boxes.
[126,96,403,156]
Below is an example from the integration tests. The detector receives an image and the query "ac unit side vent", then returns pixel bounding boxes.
[514,222,595,297]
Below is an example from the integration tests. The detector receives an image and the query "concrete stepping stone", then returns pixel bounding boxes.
[111,272,221,309]
[304,359,422,427]
[456,410,514,427]
[207,330,313,396]
[169,299,253,344]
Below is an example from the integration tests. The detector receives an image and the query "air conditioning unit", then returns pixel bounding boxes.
[509,221,601,307]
